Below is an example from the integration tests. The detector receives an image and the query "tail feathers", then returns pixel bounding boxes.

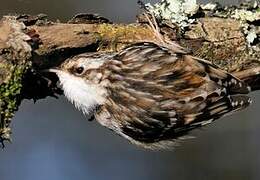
[192,56,251,94]
[185,95,252,128]
[228,95,252,114]
[221,75,251,94]
[140,95,252,150]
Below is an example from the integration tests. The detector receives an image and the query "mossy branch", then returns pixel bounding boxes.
[0,1,259,146]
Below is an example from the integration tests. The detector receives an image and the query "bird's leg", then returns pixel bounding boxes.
[88,114,95,121]
[0,136,10,149]
[0,138,5,148]
[88,105,102,121]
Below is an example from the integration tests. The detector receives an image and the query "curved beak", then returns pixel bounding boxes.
[41,68,61,74]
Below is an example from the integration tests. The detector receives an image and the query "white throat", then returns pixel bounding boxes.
[57,71,106,115]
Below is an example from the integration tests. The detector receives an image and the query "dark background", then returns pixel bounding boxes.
[0,0,259,180]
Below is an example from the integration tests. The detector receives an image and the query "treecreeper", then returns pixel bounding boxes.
[47,41,259,149]
[0,0,259,149]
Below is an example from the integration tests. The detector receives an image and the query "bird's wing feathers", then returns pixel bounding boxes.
[101,42,251,144]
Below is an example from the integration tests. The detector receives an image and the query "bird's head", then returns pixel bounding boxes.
[47,52,114,114]
[51,53,113,82]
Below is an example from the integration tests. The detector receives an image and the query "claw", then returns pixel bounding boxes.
[0,137,7,149]
[88,114,95,121]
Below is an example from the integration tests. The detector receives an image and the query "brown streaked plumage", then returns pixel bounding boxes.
[50,42,252,149]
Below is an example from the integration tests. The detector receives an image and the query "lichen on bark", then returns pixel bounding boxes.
[145,0,259,71]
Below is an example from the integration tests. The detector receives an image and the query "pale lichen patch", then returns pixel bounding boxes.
[145,0,199,30]
[232,8,260,22]
[230,2,259,46]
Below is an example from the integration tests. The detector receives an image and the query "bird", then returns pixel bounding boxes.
[48,42,253,149]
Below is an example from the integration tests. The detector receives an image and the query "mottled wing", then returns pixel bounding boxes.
[101,42,251,147]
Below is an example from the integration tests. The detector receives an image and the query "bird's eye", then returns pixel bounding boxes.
[75,66,84,75]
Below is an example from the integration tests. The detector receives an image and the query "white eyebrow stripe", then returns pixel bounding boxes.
[78,57,106,69]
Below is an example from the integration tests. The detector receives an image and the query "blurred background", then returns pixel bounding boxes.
[0,0,259,180]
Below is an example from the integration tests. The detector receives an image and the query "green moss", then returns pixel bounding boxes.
[97,24,133,41]
[96,24,145,51]
[0,62,31,144]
